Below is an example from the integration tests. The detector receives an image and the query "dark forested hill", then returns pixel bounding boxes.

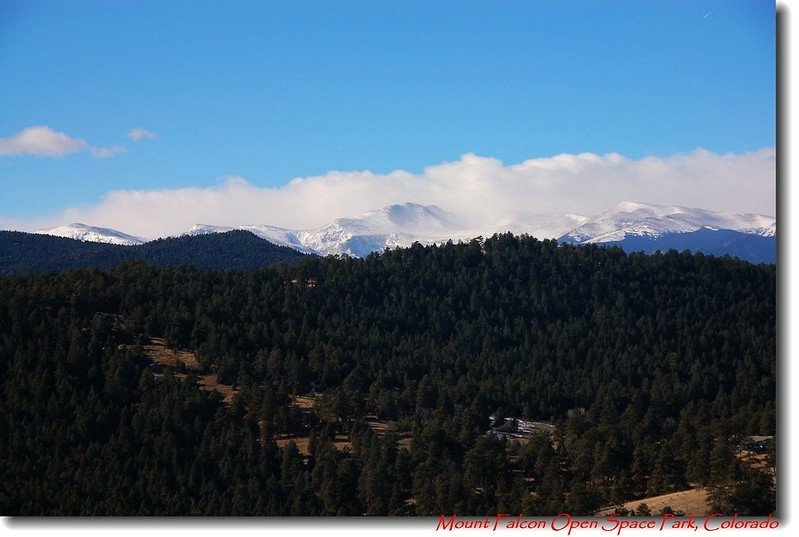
[0,235,775,515]
[0,229,309,275]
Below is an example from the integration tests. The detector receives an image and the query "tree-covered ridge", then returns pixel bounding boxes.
[0,230,309,275]
[0,235,775,515]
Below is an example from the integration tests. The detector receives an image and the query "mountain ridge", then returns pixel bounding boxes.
[0,230,308,275]
[36,223,147,245]
[30,201,775,262]
[561,201,775,244]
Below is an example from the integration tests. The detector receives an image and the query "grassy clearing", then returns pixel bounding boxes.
[597,487,710,516]
[142,337,239,405]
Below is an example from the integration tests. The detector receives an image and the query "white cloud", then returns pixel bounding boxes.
[90,146,127,158]
[0,126,125,159]
[0,126,87,157]
[26,148,775,239]
[128,128,159,141]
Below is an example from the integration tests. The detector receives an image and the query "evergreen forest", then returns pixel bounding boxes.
[0,235,776,515]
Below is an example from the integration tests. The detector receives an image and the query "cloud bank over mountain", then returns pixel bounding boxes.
[21,147,774,239]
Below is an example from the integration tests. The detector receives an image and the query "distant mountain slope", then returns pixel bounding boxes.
[184,224,319,255]
[603,228,776,264]
[35,223,147,245]
[561,201,774,244]
[182,202,776,262]
[29,201,776,263]
[296,203,468,257]
[182,203,586,257]
[182,203,467,257]
[558,202,776,264]
[0,230,309,275]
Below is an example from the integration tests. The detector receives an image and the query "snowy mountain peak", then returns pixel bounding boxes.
[176,204,470,258]
[562,202,775,244]
[294,203,465,257]
[333,203,463,235]
[610,201,651,213]
[380,203,451,222]
[185,224,235,236]
[36,223,147,246]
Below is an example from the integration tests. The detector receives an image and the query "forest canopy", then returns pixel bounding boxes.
[0,235,775,515]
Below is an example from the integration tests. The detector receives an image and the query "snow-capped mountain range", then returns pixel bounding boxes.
[35,201,776,261]
[183,204,476,257]
[35,223,147,246]
[561,201,775,244]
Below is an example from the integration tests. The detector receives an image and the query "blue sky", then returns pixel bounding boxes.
[0,0,776,233]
